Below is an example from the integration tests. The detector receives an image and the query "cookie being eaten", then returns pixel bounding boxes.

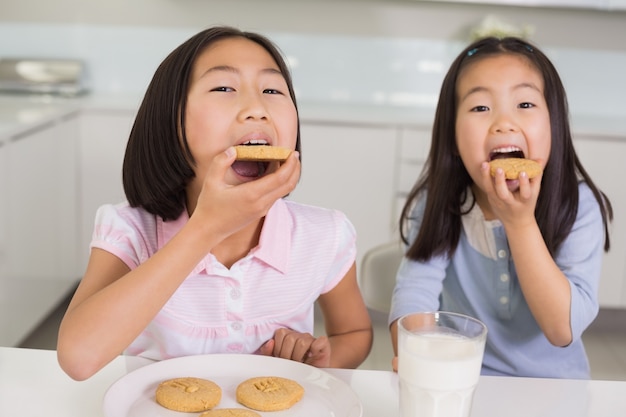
[155,377,222,412]
[234,145,292,162]
[236,376,304,412]
[489,158,541,179]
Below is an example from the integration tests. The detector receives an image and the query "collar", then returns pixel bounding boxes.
[251,198,292,274]
[461,190,501,260]
[157,199,292,274]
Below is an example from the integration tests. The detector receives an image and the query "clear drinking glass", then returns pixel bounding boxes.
[398,311,488,417]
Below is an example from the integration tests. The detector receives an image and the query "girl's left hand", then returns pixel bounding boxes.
[479,160,543,227]
[259,328,331,368]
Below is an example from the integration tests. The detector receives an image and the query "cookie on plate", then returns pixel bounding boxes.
[236,376,304,411]
[489,158,541,179]
[155,377,221,412]
[199,409,261,417]
[234,145,292,162]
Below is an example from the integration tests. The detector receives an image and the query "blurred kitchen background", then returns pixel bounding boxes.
[2,0,625,379]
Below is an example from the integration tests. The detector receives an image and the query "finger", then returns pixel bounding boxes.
[392,356,398,373]
[291,336,314,363]
[280,333,312,362]
[477,161,497,195]
[305,336,329,361]
[492,167,512,199]
[271,328,288,357]
[518,171,532,200]
[205,146,237,184]
[258,339,275,356]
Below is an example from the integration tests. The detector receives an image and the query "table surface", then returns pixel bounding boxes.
[1,346,625,417]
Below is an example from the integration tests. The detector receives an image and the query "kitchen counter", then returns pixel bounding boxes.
[1,346,625,417]
[0,93,624,142]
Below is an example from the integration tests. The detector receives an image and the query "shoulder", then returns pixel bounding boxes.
[94,201,159,234]
[282,199,355,232]
[576,182,603,222]
[96,201,156,224]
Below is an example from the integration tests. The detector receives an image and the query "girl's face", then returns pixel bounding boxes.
[455,53,551,192]
[184,36,298,185]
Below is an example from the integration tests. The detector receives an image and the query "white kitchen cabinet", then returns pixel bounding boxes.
[6,117,80,279]
[0,142,7,276]
[394,127,431,234]
[574,136,626,308]
[77,109,135,272]
[289,122,399,268]
[1,115,80,346]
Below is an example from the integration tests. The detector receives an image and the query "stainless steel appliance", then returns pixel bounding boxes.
[0,58,88,96]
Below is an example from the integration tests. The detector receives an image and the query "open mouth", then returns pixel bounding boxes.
[489,146,525,161]
[232,142,270,178]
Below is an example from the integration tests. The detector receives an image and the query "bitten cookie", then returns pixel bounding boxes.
[234,145,292,161]
[236,376,304,412]
[199,409,261,417]
[489,158,542,179]
[155,377,222,412]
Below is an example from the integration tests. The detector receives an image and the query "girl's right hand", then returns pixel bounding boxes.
[192,147,301,240]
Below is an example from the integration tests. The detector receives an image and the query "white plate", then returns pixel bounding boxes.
[103,354,363,417]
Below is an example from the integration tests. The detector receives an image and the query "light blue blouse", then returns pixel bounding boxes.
[389,183,604,379]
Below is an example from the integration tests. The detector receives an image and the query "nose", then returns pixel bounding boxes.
[238,91,269,122]
[490,113,519,134]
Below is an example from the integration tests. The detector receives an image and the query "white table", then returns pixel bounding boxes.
[1,346,625,416]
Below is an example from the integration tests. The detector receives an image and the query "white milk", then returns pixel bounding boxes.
[398,331,484,417]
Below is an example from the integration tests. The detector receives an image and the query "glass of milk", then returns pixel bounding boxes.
[397,311,487,417]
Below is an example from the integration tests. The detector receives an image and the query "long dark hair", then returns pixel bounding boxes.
[400,36,612,261]
[122,26,301,220]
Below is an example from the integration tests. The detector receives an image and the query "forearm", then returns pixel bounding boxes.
[58,217,221,380]
[505,221,572,346]
[327,327,373,369]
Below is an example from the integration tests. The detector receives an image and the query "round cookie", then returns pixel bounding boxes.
[199,409,262,417]
[155,377,222,412]
[489,158,541,179]
[236,376,304,412]
[234,145,292,161]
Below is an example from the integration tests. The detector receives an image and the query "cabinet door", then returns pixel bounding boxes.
[0,142,7,276]
[2,117,80,346]
[395,127,431,231]
[78,110,135,272]
[574,137,626,308]
[7,118,79,279]
[289,123,399,268]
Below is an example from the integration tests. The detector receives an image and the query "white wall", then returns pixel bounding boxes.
[2,0,626,52]
[1,1,625,118]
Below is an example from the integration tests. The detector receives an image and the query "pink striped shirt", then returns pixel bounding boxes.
[90,198,356,361]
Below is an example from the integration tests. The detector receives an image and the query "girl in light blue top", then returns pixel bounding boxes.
[389,37,613,379]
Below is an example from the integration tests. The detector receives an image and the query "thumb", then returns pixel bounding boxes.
[259,339,275,356]
[206,146,237,182]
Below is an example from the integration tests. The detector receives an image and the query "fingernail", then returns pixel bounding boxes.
[225,146,236,158]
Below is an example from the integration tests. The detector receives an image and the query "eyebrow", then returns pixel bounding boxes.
[199,65,283,78]
[460,82,541,102]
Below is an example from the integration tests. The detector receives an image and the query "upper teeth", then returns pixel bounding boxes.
[492,146,521,153]
[243,139,268,145]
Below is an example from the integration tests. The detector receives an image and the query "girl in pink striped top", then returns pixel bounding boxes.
[57,26,373,381]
